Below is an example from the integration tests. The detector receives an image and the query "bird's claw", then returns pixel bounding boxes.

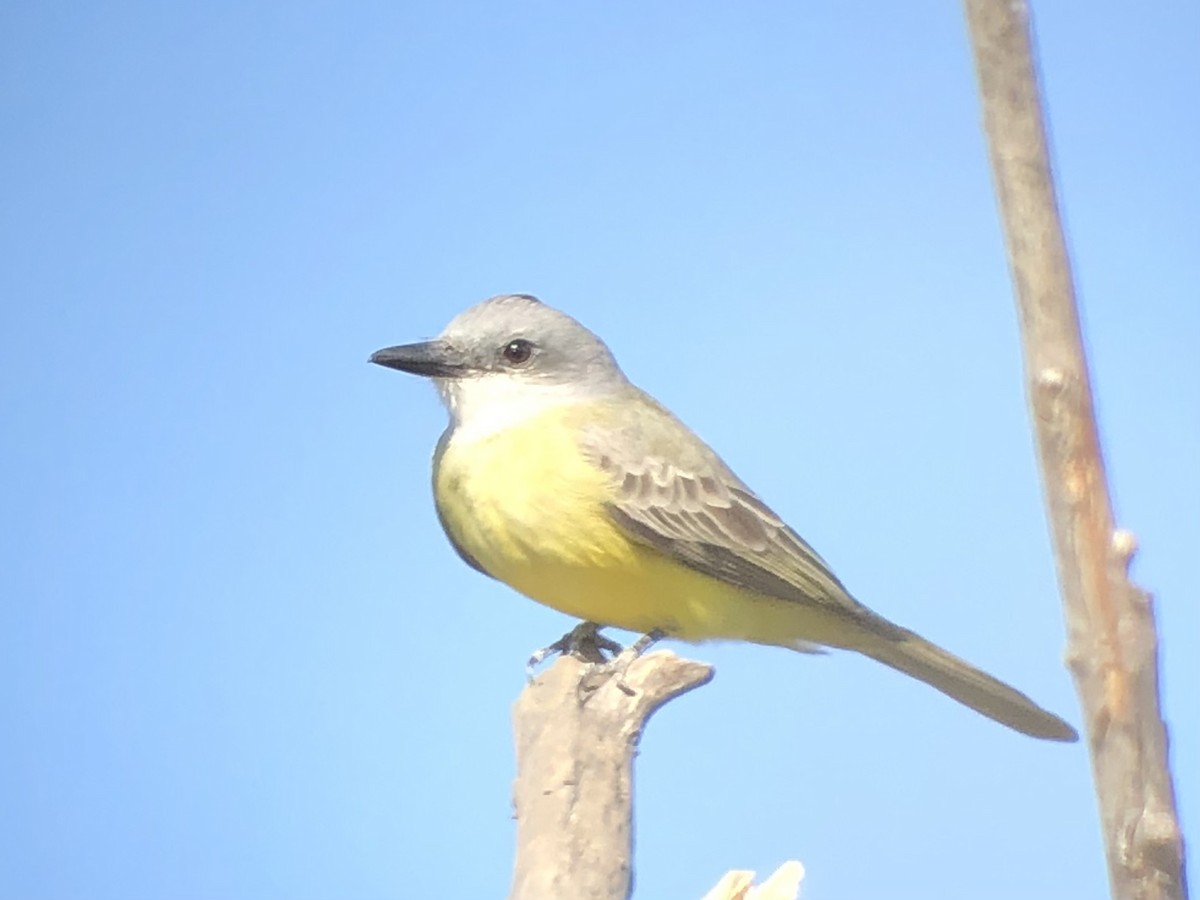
[525,621,624,681]
[575,628,667,696]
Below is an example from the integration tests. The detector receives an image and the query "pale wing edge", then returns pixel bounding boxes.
[600,459,904,640]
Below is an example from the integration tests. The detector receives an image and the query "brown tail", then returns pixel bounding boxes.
[861,628,1077,741]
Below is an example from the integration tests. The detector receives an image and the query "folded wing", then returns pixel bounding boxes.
[587,447,903,642]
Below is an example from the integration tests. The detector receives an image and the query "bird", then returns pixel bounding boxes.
[370,293,1077,741]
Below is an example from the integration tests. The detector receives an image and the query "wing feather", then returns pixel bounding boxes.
[587,444,901,640]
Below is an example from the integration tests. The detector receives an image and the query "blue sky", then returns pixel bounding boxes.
[2,2,1195,898]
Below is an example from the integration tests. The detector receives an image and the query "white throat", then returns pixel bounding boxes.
[437,374,586,446]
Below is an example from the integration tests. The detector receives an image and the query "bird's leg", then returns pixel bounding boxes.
[525,621,623,680]
[622,628,665,660]
[595,628,667,696]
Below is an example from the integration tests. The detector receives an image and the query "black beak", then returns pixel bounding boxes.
[369,341,468,378]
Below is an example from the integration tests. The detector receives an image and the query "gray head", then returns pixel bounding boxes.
[370,294,630,430]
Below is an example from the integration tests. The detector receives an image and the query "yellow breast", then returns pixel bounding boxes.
[435,408,627,565]
[435,408,684,634]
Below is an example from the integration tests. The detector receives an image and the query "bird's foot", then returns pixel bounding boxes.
[525,621,623,680]
[580,628,666,696]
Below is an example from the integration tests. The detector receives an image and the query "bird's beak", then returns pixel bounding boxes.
[369,340,468,378]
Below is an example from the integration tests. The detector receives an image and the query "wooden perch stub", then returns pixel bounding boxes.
[508,650,714,900]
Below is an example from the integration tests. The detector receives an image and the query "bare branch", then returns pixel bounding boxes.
[508,651,714,900]
[962,2,1188,898]
[703,862,806,900]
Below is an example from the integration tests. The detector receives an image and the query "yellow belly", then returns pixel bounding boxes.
[434,412,796,642]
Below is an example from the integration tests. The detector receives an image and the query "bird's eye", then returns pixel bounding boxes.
[501,339,534,366]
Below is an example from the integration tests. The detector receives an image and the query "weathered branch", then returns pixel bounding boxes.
[509,650,714,900]
[702,862,806,900]
[962,2,1188,898]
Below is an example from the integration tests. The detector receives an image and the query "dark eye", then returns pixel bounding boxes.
[501,339,534,365]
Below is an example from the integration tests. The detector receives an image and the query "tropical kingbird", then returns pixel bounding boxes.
[371,294,1076,741]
